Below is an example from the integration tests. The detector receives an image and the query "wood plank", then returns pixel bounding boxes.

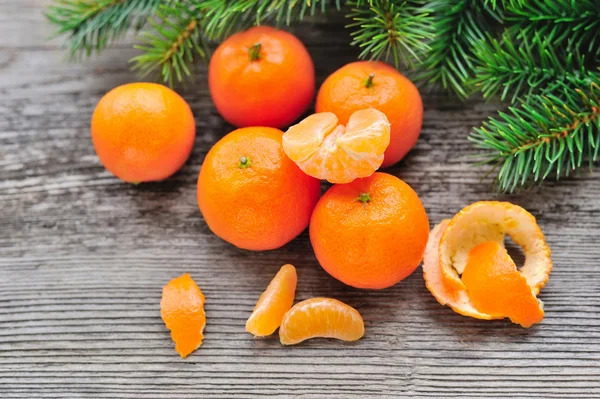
[1,1,600,398]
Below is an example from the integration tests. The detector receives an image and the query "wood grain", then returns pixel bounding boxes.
[1,1,600,398]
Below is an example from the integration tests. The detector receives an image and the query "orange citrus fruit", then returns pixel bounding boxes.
[423,201,552,327]
[310,172,429,289]
[282,108,390,184]
[246,264,298,337]
[91,83,195,183]
[209,26,315,128]
[160,274,206,358]
[316,61,423,167]
[462,241,544,328]
[279,298,364,345]
[197,127,321,251]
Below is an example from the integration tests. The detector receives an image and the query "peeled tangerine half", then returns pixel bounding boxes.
[282,108,390,184]
[423,201,552,328]
[246,264,298,337]
[279,298,365,345]
[160,274,206,358]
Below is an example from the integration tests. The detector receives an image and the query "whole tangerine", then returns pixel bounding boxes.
[310,172,429,289]
[91,82,196,183]
[197,127,321,251]
[316,61,423,167]
[208,26,315,128]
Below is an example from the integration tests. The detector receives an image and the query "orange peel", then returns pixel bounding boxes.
[246,264,297,337]
[423,201,552,327]
[160,274,206,358]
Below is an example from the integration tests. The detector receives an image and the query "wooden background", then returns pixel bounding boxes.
[1,1,600,398]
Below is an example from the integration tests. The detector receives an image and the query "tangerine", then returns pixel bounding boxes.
[316,61,423,167]
[310,172,429,289]
[282,108,390,184]
[197,127,321,251]
[91,83,195,183]
[279,298,364,345]
[209,26,315,128]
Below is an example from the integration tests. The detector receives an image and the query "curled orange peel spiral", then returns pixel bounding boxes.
[423,201,552,327]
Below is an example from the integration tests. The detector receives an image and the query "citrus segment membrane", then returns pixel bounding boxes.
[246,264,298,337]
[282,108,390,184]
[461,241,545,328]
[279,298,365,345]
[160,274,206,358]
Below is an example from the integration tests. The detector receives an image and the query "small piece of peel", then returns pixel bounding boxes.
[160,274,206,358]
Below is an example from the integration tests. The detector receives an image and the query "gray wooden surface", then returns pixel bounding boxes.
[2,1,600,398]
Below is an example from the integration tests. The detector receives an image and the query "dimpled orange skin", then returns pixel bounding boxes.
[208,26,315,128]
[160,274,206,358]
[91,83,195,183]
[197,127,321,251]
[316,61,423,168]
[310,172,430,289]
[462,241,544,328]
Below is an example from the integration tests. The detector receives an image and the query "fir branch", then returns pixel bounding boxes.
[130,3,206,87]
[416,0,500,99]
[471,31,591,103]
[200,0,338,41]
[46,0,162,56]
[470,73,600,192]
[505,0,600,58]
[346,0,434,68]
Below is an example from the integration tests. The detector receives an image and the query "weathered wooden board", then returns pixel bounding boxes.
[1,1,600,398]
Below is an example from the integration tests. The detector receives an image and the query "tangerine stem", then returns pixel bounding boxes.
[238,156,252,169]
[248,43,262,61]
[357,192,371,204]
[364,74,375,88]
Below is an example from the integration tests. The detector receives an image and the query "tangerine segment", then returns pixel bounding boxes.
[282,108,390,184]
[422,221,493,320]
[438,201,552,294]
[246,264,298,337]
[462,241,545,328]
[160,274,206,358]
[279,298,365,345]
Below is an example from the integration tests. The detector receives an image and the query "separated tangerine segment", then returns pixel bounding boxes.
[246,264,298,337]
[461,241,544,328]
[279,298,365,345]
[282,108,390,184]
[160,274,206,358]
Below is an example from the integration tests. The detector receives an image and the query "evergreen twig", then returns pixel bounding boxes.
[415,0,500,99]
[46,0,162,56]
[470,73,600,192]
[346,0,434,68]
[130,3,206,86]
[471,31,590,103]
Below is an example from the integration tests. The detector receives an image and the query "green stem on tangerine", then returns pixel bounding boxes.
[238,156,252,169]
[357,192,371,204]
[248,43,262,61]
[364,73,375,88]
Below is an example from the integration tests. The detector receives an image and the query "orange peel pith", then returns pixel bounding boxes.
[279,298,365,345]
[423,201,552,328]
[246,264,298,337]
[160,274,206,358]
